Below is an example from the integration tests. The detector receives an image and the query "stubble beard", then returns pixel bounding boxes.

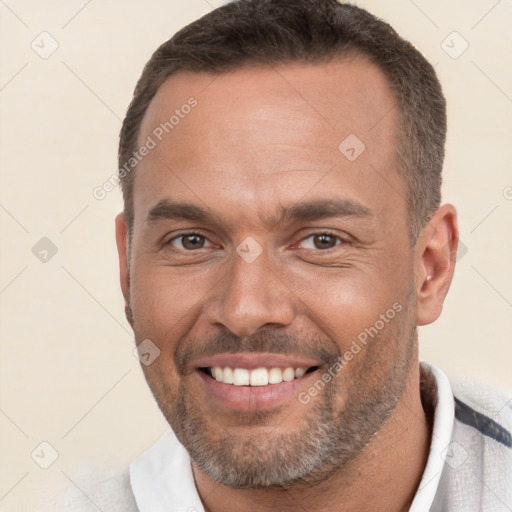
[135,294,418,489]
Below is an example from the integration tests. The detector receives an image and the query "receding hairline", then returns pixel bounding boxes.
[134,51,393,148]
[119,0,446,247]
[126,54,410,251]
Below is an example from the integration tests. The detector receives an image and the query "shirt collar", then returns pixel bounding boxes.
[130,361,454,512]
[130,429,204,512]
[409,361,455,512]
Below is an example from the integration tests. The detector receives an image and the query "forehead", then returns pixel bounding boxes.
[133,58,406,233]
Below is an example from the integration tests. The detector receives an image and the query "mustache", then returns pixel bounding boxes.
[175,329,341,374]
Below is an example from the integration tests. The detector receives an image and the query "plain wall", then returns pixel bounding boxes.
[0,1,511,510]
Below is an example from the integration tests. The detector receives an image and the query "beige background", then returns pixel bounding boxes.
[1,0,511,510]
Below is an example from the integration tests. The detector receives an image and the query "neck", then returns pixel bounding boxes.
[194,363,432,512]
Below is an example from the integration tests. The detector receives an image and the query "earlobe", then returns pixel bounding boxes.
[415,204,459,326]
[115,212,133,327]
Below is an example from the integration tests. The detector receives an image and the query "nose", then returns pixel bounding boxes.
[204,251,295,337]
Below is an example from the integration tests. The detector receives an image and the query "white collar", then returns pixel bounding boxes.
[130,429,205,512]
[409,362,455,511]
[130,361,454,512]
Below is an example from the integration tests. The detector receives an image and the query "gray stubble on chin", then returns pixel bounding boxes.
[165,356,409,489]
[140,294,417,489]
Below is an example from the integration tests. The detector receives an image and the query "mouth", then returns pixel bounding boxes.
[193,353,323,411]
[199,365,319,386]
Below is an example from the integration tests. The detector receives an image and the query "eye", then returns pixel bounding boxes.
[168,233,214,251]
[297,232,344,250]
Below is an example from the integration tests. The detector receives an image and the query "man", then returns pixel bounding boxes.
[106,0,511,510]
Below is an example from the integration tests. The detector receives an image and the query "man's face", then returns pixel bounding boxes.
[121,58,420,487]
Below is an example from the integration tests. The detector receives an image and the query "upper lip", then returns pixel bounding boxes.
[193,353,320,371]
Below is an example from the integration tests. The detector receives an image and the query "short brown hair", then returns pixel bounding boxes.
[119,0,446,244]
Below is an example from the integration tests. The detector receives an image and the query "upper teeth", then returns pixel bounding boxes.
[210,367,307,386]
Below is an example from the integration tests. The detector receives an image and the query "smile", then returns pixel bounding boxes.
[192,354,323,411]
[201,366,318,386]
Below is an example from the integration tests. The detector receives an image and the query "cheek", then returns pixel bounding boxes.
[129,263,215,335]
[277,260,411,348]
[141,355,182,421]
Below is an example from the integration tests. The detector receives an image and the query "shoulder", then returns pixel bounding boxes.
[437,375,512,511]
[450,376,512,447]
[57,469,138,512]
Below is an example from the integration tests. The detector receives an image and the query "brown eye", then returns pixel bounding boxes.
[170,233,209,250]
[182,234,205,249]
[299,233,341,250]
[313,234,337,249]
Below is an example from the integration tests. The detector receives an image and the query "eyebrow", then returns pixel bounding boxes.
[273,198,372,225]
[145,198,373,228]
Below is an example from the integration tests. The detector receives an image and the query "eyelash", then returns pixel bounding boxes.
[165,230,348,252]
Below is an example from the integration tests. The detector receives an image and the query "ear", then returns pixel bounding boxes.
[115,212,134,328]
[415,204,459,326]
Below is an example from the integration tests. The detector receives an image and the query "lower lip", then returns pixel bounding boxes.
[196,370,318,411]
